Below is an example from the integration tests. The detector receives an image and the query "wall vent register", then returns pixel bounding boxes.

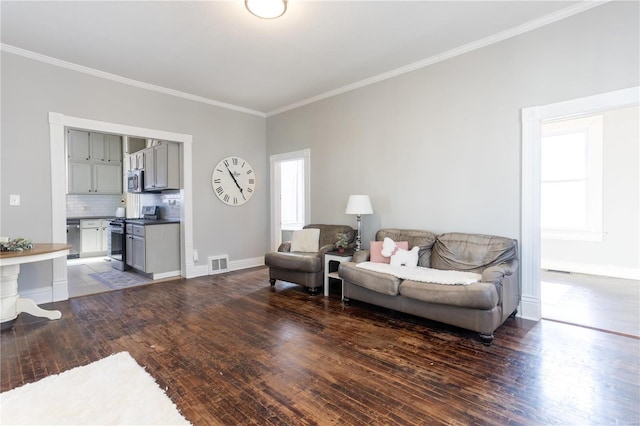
[208,255,229,275]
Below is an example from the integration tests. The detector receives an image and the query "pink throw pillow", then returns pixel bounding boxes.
[370,241,409,263]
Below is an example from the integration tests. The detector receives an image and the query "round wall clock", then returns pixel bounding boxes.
[211,156,256,206]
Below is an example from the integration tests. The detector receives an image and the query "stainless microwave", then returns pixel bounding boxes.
[127,169,144,193]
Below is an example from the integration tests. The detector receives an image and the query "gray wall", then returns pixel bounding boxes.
[542,106,640,276]
[266,2,640,249]
[1,53,267,292]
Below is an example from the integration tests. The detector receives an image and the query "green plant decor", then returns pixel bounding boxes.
[335,232,349,250]
[1,238,33,252]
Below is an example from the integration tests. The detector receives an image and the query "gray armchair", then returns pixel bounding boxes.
[265,224,355,294]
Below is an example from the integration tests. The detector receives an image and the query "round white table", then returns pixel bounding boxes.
[0,243,70,328]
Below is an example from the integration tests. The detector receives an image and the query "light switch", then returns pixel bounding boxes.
[9,194,20,206]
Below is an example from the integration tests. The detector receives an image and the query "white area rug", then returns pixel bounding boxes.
[0,352,190,425]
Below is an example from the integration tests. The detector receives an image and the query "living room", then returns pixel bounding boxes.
[1,1,638,424]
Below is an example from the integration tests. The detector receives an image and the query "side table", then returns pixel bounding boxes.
[324,251,353,297]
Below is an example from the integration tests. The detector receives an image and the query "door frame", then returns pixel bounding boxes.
[49,112,195,301]
[269,149,310,251]
[519,86,639,320]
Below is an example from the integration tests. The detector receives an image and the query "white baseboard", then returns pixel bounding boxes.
[186,256,264,278]
[20,288,53,305]
[541,259,640,280]
[229,257,264,272]
[187,264,209,278]
[52,279,69,302]
[519,295,542,321]
[151,270,181,281]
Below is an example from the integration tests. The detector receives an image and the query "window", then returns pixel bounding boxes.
[280,158,305,231]
[541,114,603,241]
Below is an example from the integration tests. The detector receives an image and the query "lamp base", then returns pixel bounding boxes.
[355,214,362,251]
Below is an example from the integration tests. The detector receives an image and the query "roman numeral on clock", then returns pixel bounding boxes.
[249,178,255,184]
[224,194,230,202]
[216,186,224,195]
[213,178,221,184]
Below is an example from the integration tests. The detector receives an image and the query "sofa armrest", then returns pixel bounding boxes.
[278,242,292,252]
[352,250,370,264]
[319,244,336,256]
[481,259,519,283]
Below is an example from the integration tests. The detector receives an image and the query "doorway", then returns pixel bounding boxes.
[269,149,310,251]
[49,112,194,303]
[520,86,640,324]
[538,106,640,336]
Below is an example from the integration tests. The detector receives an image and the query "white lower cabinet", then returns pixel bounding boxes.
[80,219,109,256]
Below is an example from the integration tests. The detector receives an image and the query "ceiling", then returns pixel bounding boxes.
[1,1,589,116]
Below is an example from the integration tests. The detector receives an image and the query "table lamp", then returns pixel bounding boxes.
[345,195,373,251]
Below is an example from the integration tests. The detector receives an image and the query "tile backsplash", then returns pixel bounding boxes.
[139,190,181,219]
[66,194,123,218]
[67,192,182,219]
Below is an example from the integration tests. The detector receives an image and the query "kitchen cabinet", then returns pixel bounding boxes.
[90,133,122,163]
[126,225,146,271]
[124,151,144,174]
[126,223,180,277]
[67,130,122,194]
[68,163,121,194]
[80,219,108,255]
[94,164,122,193]
[67,130,91,161]
[101,220,108,252]
[68,163,92,193]
[143,142,180,191]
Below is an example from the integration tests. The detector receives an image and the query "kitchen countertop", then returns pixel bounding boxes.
[67,216,116,221]
[124,219,180,226]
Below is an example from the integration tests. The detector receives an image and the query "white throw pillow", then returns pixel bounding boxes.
[290,228,320,252]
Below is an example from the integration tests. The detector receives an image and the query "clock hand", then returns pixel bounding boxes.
[225,164,246,200]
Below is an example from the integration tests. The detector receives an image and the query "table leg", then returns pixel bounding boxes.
[16,298,61,320]
[1,263,62,325]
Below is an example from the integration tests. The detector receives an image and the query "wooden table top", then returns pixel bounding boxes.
[0,243,71,260]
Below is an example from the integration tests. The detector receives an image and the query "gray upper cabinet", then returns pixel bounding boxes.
[143,141,180,191]
[67,130,91,161]
[90,133,122,163]
[67,129,123,194]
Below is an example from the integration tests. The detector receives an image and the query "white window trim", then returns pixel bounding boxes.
[270,149,311,251]
[280,158,306,231]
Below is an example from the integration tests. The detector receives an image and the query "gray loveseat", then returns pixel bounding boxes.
[265,224,355,294]
[339,229,519,344]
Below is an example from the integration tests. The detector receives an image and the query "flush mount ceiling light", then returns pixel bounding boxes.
[245,0,287,19]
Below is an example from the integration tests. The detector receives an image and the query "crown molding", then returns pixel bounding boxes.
[266,0,609,117]
[0,43,266,118]
[0,1,608,119]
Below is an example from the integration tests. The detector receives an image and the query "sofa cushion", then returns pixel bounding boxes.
[290,228,320,252]
[339,262,401,295]
[370,240,408,263]
[376,229,437,268]
[399,280,499,310]
[431,233,517,273]
[264,252,322,273]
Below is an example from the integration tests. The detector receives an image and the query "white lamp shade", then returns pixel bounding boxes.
[345,195,373,215]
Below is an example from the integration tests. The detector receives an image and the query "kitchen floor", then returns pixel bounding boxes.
[67,256,129,298]
[67,256,113,297]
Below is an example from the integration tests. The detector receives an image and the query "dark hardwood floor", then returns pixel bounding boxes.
[2,267,639,425]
